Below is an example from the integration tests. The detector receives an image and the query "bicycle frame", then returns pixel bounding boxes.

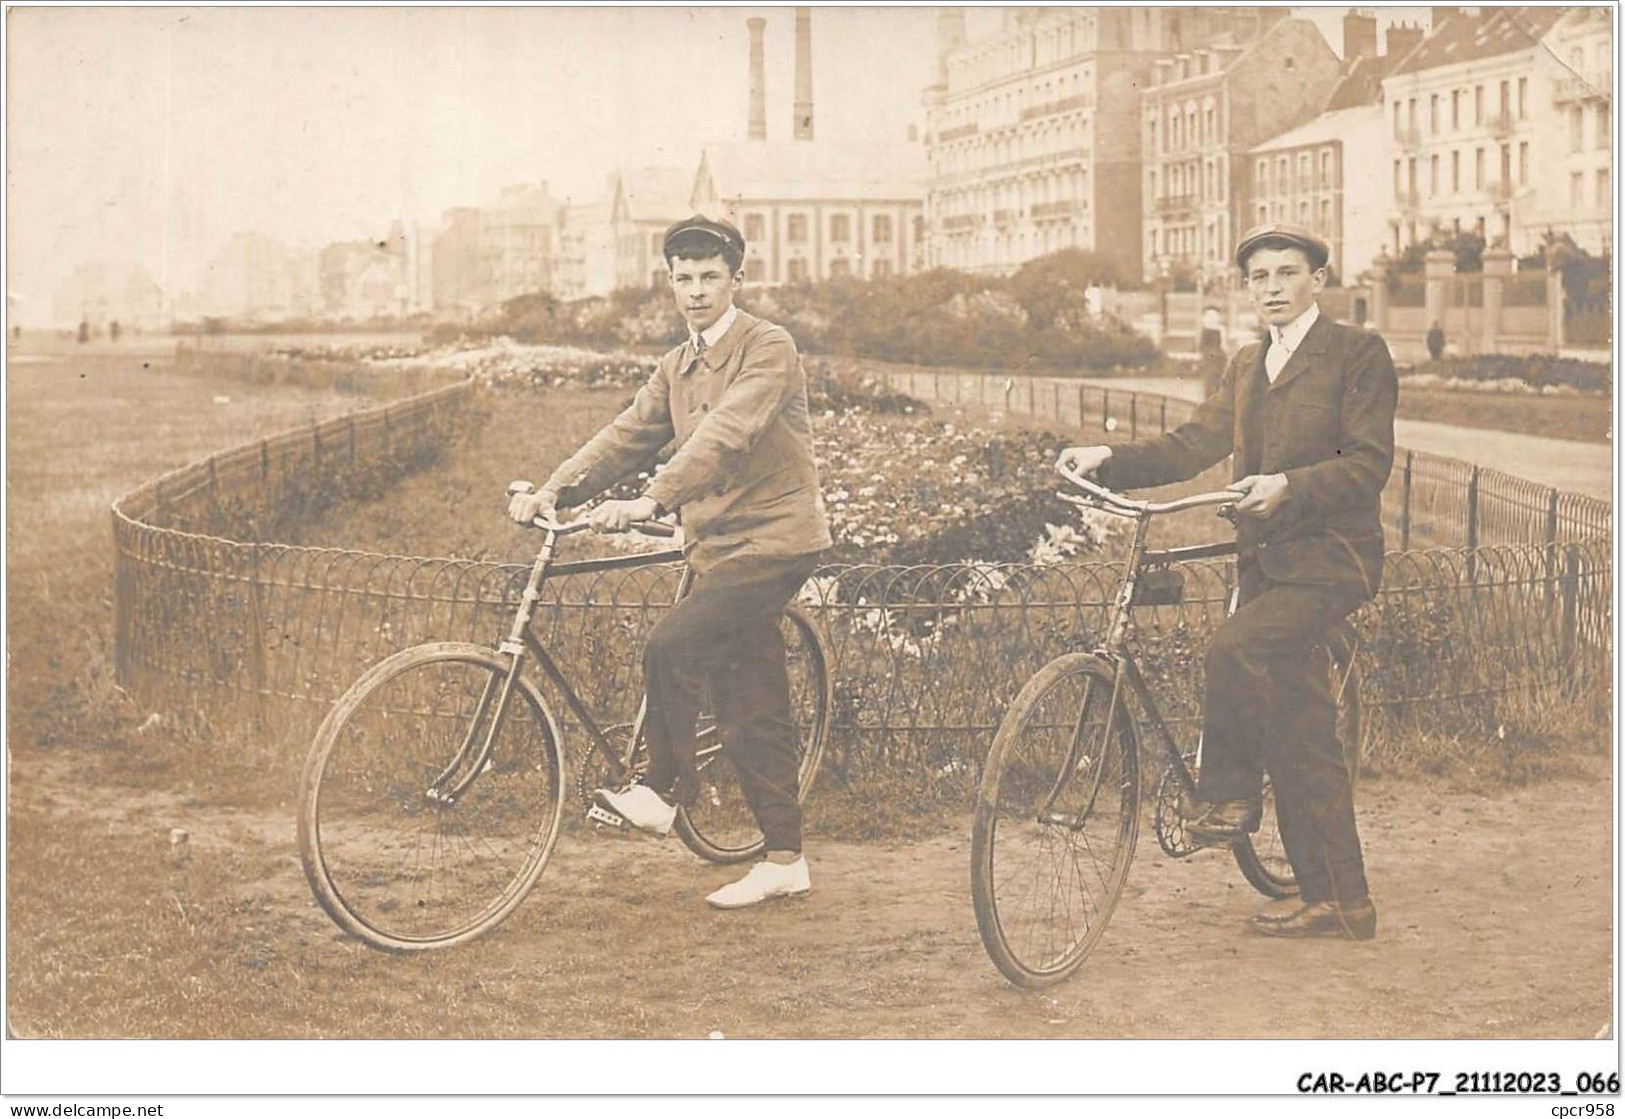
[1058,468,1361,808]
[426,518,688,805]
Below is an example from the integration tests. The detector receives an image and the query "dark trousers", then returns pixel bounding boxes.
[642,552,821,853]
[1198,562,1369,904]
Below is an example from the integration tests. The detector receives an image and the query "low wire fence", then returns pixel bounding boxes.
[112,371,1611,786]
[874,366,1612,548]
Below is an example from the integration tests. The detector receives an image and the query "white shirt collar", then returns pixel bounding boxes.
[692,304,739,353]
[1269,302,1319,353]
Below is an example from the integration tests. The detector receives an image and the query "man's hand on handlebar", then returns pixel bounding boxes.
[587,496,661,534]
[508,486,559,526]
[1056,445,1113,479]
[1228,473,1290,518]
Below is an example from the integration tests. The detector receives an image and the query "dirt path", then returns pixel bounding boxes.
[8,745,1611,1041]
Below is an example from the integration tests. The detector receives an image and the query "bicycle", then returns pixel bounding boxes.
[296,482,834,952]
[971,465,1363,988]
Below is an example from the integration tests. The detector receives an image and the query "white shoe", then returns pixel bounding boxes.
[593,785,676,837]
[706,857,811,910]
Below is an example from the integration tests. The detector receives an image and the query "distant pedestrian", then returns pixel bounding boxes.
[109,319,122,343]
[76,319,90,344]
[1426,321,1445,362]
[1199,305,1226,399]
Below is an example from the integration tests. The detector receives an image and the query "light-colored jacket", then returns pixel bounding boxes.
[544,309,832,571]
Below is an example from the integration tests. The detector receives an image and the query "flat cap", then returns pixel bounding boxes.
[663,214,746,259]
[1234,222,1330,271]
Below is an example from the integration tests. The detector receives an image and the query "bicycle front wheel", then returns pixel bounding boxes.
[1233,646,1364,899]
[972,652,1139,988]
[297,642,566,951]
[674,604,832,864]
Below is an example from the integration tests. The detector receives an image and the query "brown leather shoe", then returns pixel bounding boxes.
[1251,898,1377,941]
[1186,798,1262,845]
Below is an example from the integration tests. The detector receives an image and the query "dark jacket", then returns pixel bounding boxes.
[544,308,832,571]
[1100,313,1398,598]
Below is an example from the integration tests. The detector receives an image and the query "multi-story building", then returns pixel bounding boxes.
[923,8,1155,279]
[1528,7,1613,255]
[477,183,559,307]
[555,200,617,301]
[196,232,320,322]
[1244,13,1421,283]
[1142,15,1342,289]
[319,226,410,321]
[690,141,927,284]
[431,207,482,317]
[610,167,694,289]
[1380,7,1565,256]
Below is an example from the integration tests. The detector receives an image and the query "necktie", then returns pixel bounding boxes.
[1265,333,1289,382]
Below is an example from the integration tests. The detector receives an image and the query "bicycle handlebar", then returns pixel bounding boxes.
[507,479,678,539]
[1056,463,1237,518]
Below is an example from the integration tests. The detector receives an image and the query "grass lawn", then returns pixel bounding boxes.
[1397,384,1611,444]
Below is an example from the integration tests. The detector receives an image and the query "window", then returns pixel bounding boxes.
[1517,77,1527,119]
[1452,89,1460,130]
[1277,156,1288,191]
[1598,168,1611,210]
[830,214,851,243]
[786,256,809,282]
[1297,199,1309,224]
[1570,171,1583,207]
[1430,94,1439,134]
[1320,150,1331,188]
[1320,198,1332,232]
[1258,204,1268,223]
[1474,147,1483,189]
[1500,143,1511,189]
[743,213,764,242]
[1429,154,1439,197]
[1452,149,1460,192]
[1205,107,1215,142]
[1599,104,1612,149]
[1474,85,1483,125]
[1499,80,1510,116]
[829,257,851,278]
[1571,107,1584,152]
[1298,152,1310,185]
[744,257,765,282]
[1393,159,1402,195]
[1392,101,1402,136]
[1407,98,1416,130]
[1257,159,1268,191]
[873,259,893,279]
[873,214,893,243]
[787,214,808,243]
[1149,118,1158,154]
[1518,141,1528,185]
[650,233,664,254]
[1408,156,1417,194]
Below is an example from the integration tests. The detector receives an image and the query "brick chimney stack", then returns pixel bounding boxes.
[793,7,814,141]
[747,17,767,141]
[1343,10,1378,60]
[1385,21,1424,60]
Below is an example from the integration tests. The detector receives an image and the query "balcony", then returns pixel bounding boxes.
[993,208,1018,227]
[1020,94,1092,122]
[941,214,979,231]
[1156,193,1198,217]
[938,123,979,142]
[1553,70,1612,104]
[1396,126,1423,152]
[1486,110,1516,137]
[1030,200,1079,219]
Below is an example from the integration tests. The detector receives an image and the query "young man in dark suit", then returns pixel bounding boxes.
[509,215,831,910]
[1058,223,1398,940]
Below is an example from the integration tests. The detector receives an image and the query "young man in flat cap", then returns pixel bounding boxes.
[1058,223,1397,940]
[509,215,831,909]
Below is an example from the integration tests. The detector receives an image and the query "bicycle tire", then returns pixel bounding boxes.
[297,642,566,951]
[673,604,832,864]
[1233,648,1363,899]
[972,652,1139,988]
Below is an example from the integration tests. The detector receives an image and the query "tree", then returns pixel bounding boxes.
[1010,249,1121,330]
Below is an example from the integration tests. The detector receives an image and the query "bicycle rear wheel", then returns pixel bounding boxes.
[972,652,1139,988]
[1233,647,1363,899]
[674,605,832,864]
[297,642,566,951]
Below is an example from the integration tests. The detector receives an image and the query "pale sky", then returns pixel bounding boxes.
[6,5,1428,322]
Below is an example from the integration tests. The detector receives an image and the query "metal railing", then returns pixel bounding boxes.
[110,369,1611,780]
[876,366,1611,548]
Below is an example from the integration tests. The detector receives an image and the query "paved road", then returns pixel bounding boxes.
[1054,374,1614,502]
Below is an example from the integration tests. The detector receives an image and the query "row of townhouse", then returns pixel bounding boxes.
[920,5,1613,292]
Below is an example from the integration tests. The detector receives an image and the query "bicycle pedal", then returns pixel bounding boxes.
[586,803,626,829]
